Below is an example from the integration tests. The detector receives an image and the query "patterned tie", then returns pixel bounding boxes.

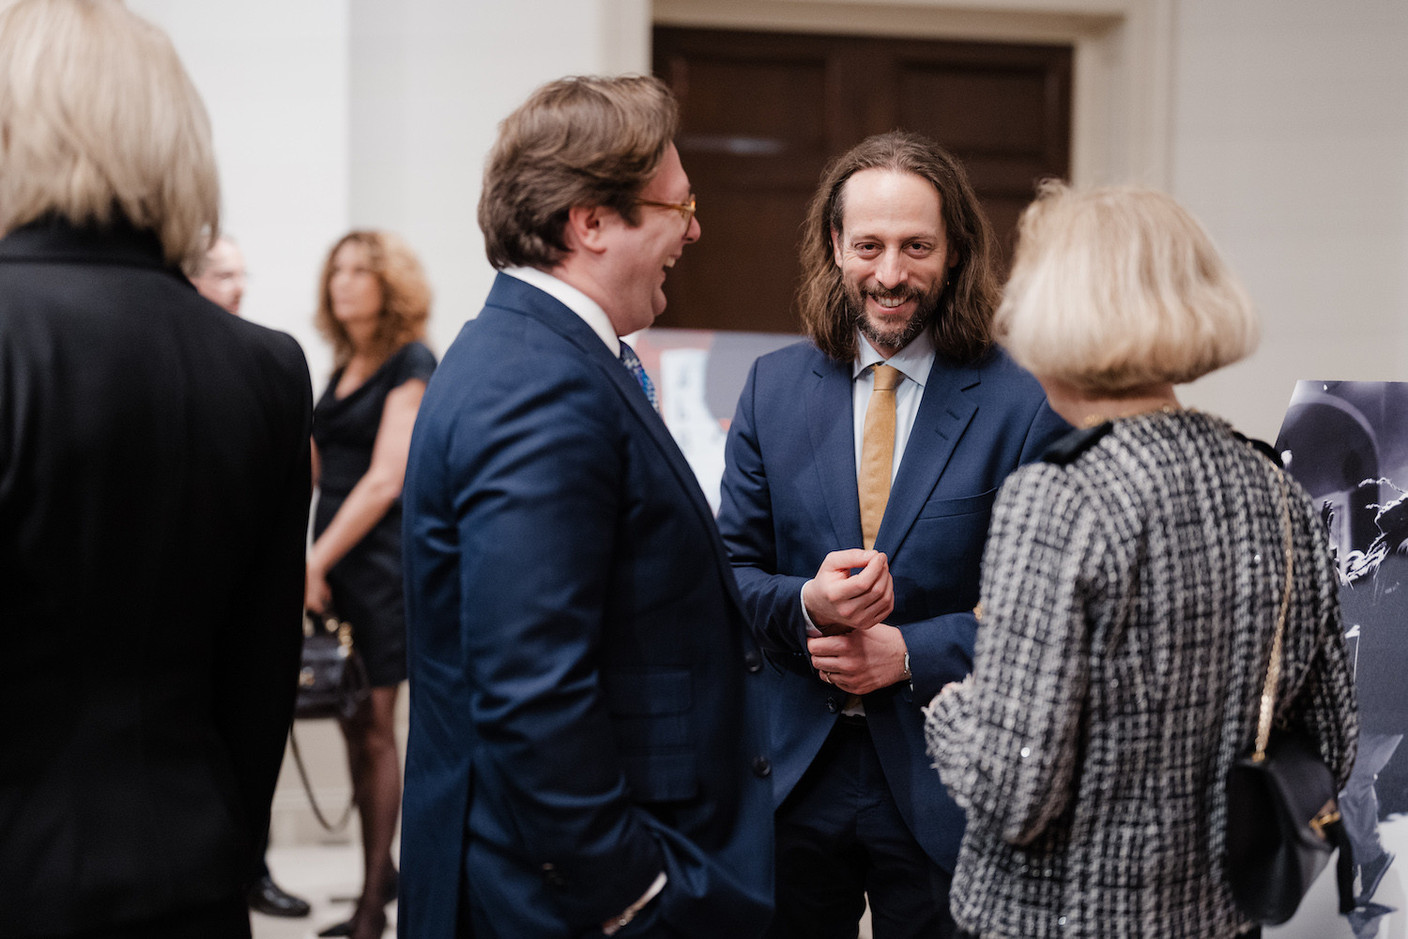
[858,364,903,550]
[619,341,659,411]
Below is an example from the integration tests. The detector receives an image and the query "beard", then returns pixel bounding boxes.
[844,279,944,355]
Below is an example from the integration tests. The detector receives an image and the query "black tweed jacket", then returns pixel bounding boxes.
[926,409,1358,939]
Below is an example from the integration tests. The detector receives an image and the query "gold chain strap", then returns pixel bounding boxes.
[1251,469,1294,763]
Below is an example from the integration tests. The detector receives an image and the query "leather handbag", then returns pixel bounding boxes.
[295,609,370,721]
[1225,470,1354,925]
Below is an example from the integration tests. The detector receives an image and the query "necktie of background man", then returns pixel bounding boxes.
[619,341,659,411]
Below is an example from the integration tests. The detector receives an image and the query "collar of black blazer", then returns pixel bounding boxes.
[0,214,169,272]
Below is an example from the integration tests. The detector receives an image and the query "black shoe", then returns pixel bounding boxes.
[318,909,389,939]
[1359,851,1397,904]
[248,874,312,918]
[319,866,399,936]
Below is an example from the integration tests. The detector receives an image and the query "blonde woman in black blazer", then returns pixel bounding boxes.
[925,184,1358,939]
[0,3,312,937]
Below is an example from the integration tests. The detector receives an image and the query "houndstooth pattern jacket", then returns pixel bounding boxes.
[925,410,1358,939]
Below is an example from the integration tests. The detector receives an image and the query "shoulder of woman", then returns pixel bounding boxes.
[393,340,437,382]
[1040,422,1113,466]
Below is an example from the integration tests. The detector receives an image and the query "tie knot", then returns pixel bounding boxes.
[872,364,904,393]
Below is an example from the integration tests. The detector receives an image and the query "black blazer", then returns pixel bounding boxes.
[0,219,313,937]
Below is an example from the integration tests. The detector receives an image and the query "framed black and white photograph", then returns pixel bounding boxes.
[1276,380,1408,938]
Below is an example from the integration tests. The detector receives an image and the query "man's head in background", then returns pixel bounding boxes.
[190,235,247,315]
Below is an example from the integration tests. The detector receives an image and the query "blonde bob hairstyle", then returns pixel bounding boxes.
[996,182,1259,395]
[314,231,431,373]
[0,0,219,270]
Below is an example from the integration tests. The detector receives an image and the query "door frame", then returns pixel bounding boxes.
[601,0,1173,190]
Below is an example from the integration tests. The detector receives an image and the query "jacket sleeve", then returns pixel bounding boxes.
[926,465,1105,846]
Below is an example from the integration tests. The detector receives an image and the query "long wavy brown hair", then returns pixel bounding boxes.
[798,131,1000,364]
[314,230,431,373]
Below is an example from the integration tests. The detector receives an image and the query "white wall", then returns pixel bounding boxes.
[130,0,647,390]
[345,0,650,371]
[126,0,350,385]
[1173,0,1408,441]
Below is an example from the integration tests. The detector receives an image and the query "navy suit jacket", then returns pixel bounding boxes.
[399,273,774,938]
[715,339,1067,871]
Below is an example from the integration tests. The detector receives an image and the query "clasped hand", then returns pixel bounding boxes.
[803,549,906,695]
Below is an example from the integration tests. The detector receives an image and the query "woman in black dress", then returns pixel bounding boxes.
[307,230,435,939]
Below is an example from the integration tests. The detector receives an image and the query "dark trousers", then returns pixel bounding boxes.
[767,716,970,939]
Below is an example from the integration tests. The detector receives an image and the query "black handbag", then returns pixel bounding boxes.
[1225,470,1354,925]
[295,609,370,721]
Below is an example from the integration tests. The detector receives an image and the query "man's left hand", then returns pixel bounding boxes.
[807,624,908,695]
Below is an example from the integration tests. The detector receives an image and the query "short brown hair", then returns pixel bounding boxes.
[798,131,999,364]
[997,182,1258,393]
[478,74,679,270]
[314,231,432,372]
[0,0,219,269]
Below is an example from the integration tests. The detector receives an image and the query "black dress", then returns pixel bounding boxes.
[313,340,436,687]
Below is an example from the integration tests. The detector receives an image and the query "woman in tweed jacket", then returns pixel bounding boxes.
[924,184,1358,939]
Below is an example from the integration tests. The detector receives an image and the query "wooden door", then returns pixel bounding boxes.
[653,27,1072,334]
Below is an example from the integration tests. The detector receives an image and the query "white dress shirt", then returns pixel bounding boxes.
[850,328,936,484]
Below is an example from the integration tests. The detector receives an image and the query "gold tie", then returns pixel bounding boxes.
[858,365,903,551]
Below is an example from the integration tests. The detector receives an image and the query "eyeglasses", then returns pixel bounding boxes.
[635,195,697,227]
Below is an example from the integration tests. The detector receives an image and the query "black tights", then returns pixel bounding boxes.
[340,684,401,939]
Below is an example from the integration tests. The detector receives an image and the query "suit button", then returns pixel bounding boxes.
[541,863,566,888]
[825,697,840,713]
[744,651,763,673]
[751,756,772,778]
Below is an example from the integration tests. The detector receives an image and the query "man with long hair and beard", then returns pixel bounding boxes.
[716,131,1068,939]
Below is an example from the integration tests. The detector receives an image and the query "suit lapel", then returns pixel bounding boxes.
[485,274,733,589]
[805,356,863,548]
[873,358,980,558]
[602,340,750,612]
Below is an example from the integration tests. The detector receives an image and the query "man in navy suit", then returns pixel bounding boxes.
[399,75,774,938]
[716,132,1068,939]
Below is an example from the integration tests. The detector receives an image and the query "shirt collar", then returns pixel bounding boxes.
[852,327,936,388]
[503,265,620,356]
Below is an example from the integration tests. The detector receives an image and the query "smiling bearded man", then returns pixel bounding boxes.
[714,130,1070,939]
